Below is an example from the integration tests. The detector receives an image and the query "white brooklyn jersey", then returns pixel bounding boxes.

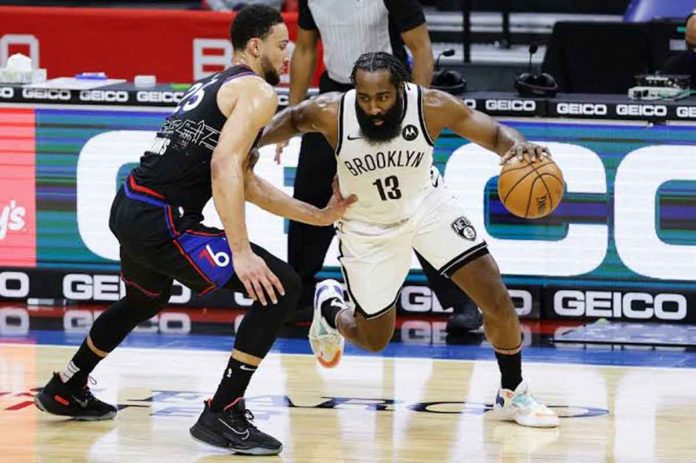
[336,83,437,224]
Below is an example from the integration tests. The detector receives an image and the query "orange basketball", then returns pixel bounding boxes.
[498,157,565,219]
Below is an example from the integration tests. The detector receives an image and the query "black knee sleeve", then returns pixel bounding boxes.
[232,247,301,358]
[89,285,171,352]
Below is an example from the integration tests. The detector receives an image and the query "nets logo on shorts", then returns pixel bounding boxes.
[451,217,476,241]
[402,124,419,141]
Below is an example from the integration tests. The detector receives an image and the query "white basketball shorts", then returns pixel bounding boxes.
[336,185,488,319]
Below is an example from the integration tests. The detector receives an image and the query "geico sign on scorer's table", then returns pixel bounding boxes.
[76,131,696,282]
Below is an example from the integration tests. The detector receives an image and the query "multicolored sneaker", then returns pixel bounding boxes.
[34,373,117,421]
[493,381,559,428]
[309,279,348,368]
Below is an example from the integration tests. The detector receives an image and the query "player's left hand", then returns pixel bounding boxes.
[274,140,289,164]
[319,177,357,225]
[500,142,551,165]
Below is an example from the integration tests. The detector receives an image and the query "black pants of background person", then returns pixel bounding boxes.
[289,72,482,332]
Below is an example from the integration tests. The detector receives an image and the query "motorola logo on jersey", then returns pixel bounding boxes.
[402,124,419,141]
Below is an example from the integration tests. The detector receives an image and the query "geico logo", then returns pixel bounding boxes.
[79,90,129,103]
[64,309,191,335]
[0,271,30,298]
[132,312,191,334]
[553,290,687,321]
[400,320,448,345]
[64,274,124,301]
[447,142,696,281]
[616,104,667,117]
[400,286,532,315]
[485,99,536,112]
[22,88,71,100]
[676,106,696,119]
[0,87,14,98]
[463,99,477,109]
[556,103,608,116]
[399,286,450,313]
[62,274,191,303]
[509,289,533,316]
[400,320,532,346]
[0,307,30,335]
[136,91,184,104]
[77,135,696,281]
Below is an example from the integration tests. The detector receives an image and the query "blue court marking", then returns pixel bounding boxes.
[3,330,696,369]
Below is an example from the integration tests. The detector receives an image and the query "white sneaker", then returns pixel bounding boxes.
[493,381,559,428]
[309,280,348,368]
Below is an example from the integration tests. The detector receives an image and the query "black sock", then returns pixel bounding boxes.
[321,297,345,329]
[495,350,523,391]
[60,339,104,389]
[210,357,257,411]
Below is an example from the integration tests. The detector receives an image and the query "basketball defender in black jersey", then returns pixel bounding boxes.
[33,6,356,456]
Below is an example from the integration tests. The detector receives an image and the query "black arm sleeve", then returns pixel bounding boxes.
[298,0,318,31]
[384,0,426,33]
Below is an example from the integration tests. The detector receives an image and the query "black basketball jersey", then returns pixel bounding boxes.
[132,64,260,213]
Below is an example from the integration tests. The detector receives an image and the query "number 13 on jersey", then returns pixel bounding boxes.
[373,175,402,200]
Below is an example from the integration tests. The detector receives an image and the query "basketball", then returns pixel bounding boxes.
[498,157,565,219]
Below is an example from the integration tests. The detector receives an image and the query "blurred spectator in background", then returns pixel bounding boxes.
[662,10,696,87]
[281,0,482,333]
[203,0,294,11]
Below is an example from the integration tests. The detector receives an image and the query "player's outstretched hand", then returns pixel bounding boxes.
[500,142,551,165]
[274,140,289,164]
[234,249,285,306]
[319,177,358,225]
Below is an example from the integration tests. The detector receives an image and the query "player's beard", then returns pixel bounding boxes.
[355,90,404,144]
[260,55,281,86]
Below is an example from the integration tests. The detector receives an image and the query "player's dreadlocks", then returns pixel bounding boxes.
[350,52,411,87]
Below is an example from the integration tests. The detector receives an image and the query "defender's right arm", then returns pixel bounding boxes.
[213,76,283,305]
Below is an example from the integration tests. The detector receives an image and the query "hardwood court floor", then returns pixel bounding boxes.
[1,342,696,462]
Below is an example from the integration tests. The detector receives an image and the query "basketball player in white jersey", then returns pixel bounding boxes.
[260,52,558,428]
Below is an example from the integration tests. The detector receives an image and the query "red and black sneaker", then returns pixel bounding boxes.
[34,373,117,421]
[190,399,283,455]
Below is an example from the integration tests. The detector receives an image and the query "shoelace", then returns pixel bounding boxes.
[79,388,97,404]
[229,408,259,432]
[76,376,98,403]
